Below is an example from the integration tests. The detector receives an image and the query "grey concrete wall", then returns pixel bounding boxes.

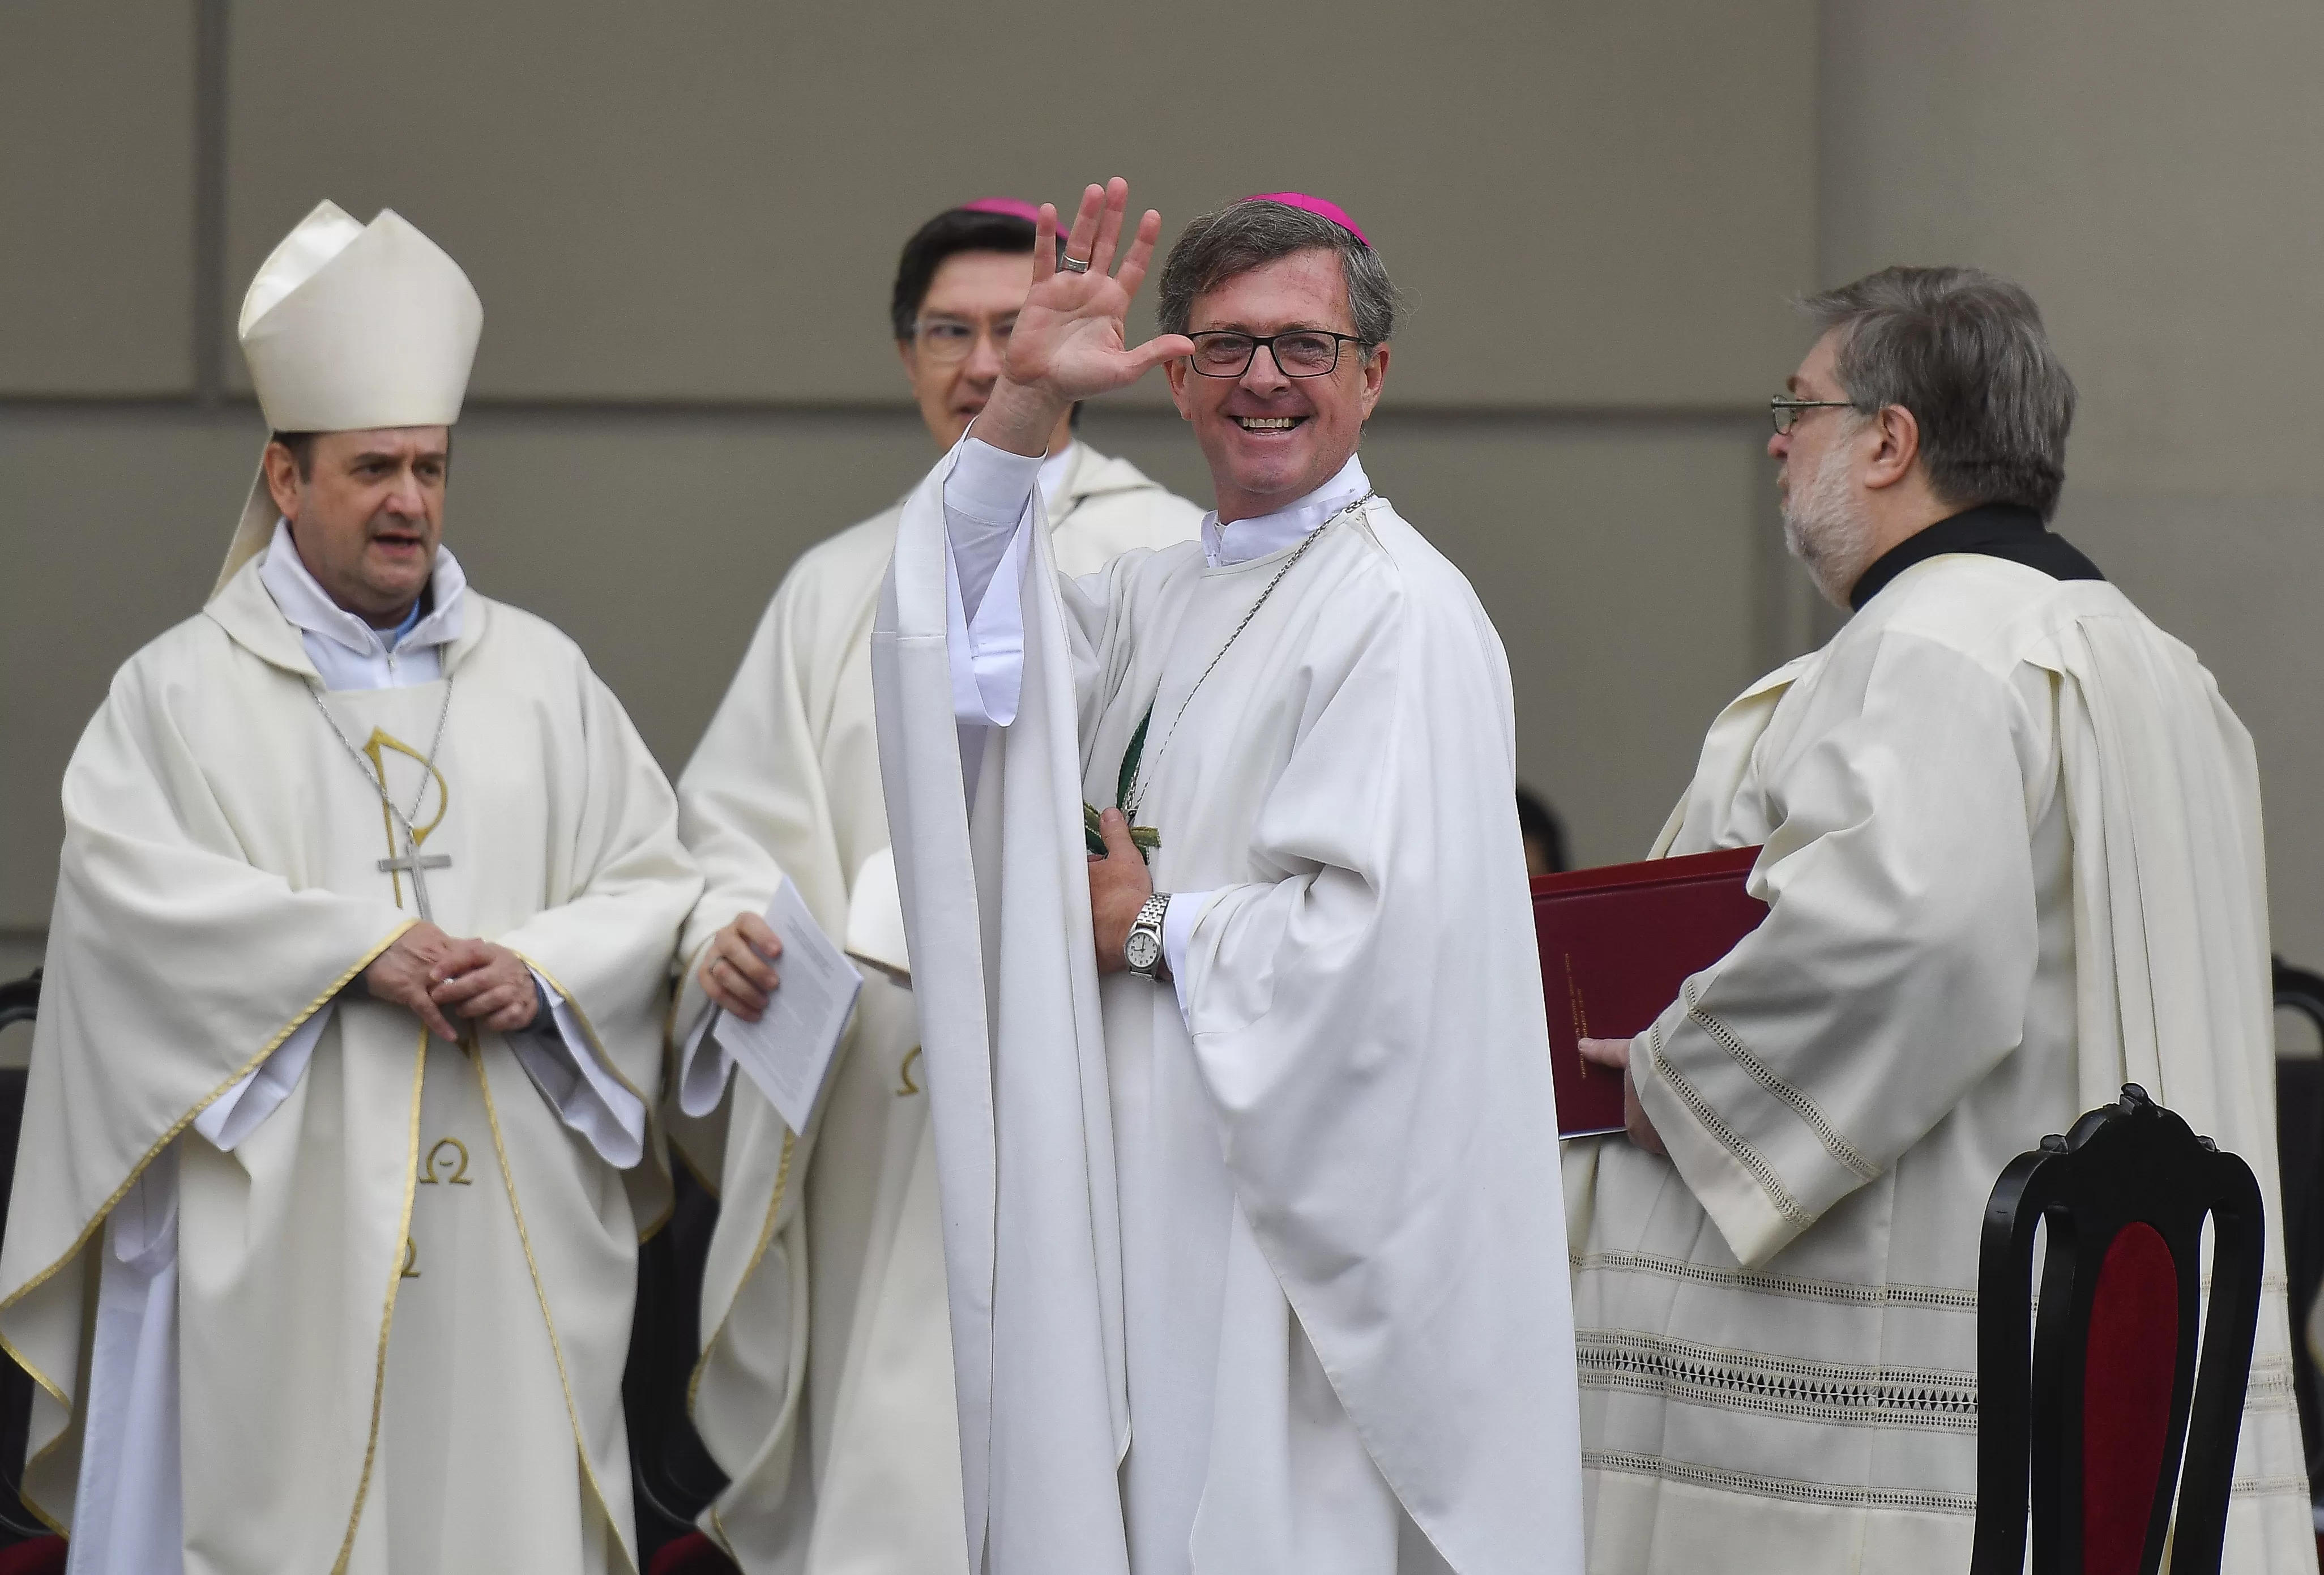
[1,0,1823,992]
[0,1,199,395]
[214,2,1814,408]
[1820,0,2324,965]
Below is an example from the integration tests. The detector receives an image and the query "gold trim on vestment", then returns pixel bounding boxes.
[695,1124,793,1568]
[0,1318,70,1413]
[11,1347,70,1538]
[686,1129,797,1426]
[664,936,715,1061]
[669,1131,722,1200]
[633,1179,676,1247]
[636,1200,674,1248]
[0,920,420,1418]
[14,1469,66,1538]
[328,1024,429,1575]
[471,1040,640,1575]
[509,952,651,1111]
[512,950,674,1243]
[659,940,727,1210]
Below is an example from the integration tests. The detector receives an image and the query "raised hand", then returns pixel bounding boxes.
[975,178,1193,457]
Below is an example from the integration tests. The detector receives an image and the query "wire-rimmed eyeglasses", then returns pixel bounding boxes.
[1187,330,1365,378]
[912,317,1012,364]
[1770,395,1856,434]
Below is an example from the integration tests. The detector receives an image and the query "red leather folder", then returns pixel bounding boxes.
[1532,846,1768,1138]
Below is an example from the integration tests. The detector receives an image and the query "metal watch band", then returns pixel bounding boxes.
[1126,891,1172,979]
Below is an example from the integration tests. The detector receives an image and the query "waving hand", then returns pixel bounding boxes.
[976,178,1191,455]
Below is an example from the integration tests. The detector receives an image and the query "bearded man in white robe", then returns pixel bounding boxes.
[1567,267,2316,1573]
[0,202,700,1574]
[672,197,1199,1572]
[871,180,1584,1575]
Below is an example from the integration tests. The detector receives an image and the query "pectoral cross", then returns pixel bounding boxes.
[379,829,451,923]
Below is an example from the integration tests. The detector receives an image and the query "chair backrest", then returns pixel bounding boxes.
[1971,1085,2265,1575]
[624,1155,729,1563]
[0,972,34,1034]
[2269,958,2324,1490]
[0,973,41,1552]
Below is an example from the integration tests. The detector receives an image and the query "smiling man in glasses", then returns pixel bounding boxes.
[872,181,1584,1574]
[1567,267,2312,1572]
[669,198,1197,1572]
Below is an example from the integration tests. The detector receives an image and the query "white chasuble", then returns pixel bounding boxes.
[0,558,699,1574]
[872,443,1585,1575]
[1566,555,2315,1574]
[673,445,1199,1572]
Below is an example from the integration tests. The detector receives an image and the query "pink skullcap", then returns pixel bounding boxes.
[1240,192,1369,247]
[958,197,1044,225]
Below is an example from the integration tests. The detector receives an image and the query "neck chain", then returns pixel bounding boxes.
[1122,492,1373,825]
[307,674,456,844]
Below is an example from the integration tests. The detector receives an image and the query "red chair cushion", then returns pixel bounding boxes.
[0,1536,67,1575]
[649,1530,741,1575]
[2081,1221,2180,1575]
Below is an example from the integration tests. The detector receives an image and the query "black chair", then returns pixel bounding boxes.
[2272,957,2324,1497]
[0,972,51,1554]
[1972,1084,2265,1575]
[623,1154,732,1568]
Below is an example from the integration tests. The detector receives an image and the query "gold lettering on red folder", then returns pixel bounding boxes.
[1565,954,1591,1077]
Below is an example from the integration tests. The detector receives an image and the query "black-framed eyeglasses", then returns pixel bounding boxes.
[1186,330,1365,378]
[1770,395,1856,434]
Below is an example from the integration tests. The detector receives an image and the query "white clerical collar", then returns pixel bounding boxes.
[258,518,466,659]
[1201,453,1372,567]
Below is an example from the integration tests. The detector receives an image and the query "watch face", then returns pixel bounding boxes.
[1124,929,1162,971]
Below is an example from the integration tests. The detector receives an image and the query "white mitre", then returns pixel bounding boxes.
[212,200,483,597]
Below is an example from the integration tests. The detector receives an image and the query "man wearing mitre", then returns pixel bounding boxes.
[871,179,1584,1574]
[1568,268,2315,1572]
[672,197,1199,1570]
[0,200,700,1574]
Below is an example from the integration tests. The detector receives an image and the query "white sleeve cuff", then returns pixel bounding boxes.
[1161,890,1214,1030]
[945,526,1029,728]
[946,436,1041,625]
[947,436,1044,526]
[675,998,733,1119]
[943,436,1041,729]
[196,1003,335,1153]
[508,969,647,1169]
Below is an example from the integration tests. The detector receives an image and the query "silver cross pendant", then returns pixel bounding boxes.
[378,831,451,924]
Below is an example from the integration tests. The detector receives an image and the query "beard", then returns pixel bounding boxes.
[1780,437,1874,605]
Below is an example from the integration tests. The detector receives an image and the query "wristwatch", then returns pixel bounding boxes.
[1125,892,1171,979]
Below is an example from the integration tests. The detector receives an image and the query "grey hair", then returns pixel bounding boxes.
[1800,266,2076,520]
[1157,200,1399,349]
